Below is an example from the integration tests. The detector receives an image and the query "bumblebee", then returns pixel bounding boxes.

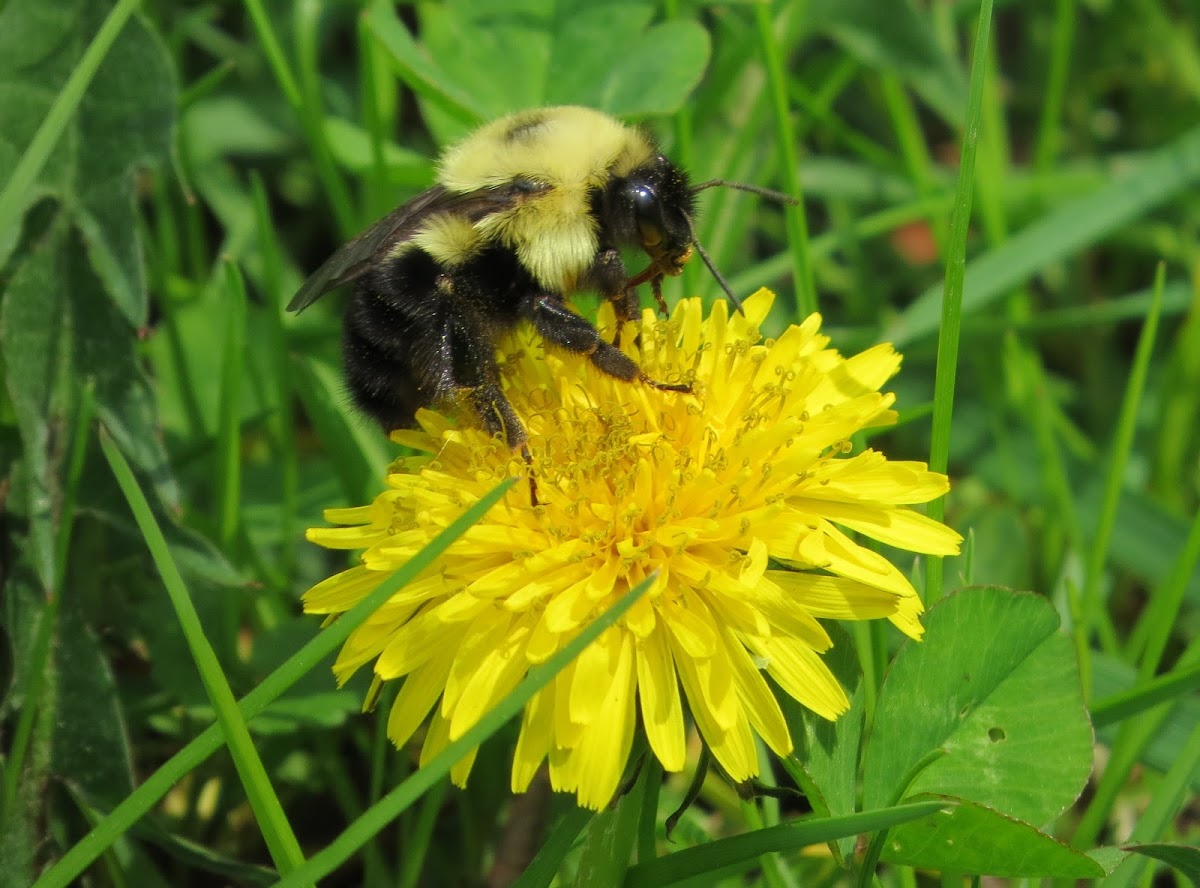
[290,106,755,452]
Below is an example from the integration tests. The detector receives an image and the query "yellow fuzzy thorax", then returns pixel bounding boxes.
[433,106,657,292]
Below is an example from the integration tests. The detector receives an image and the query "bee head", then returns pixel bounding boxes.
[600,152,799,316]
[598,155,696,279]
[622,155,696,277]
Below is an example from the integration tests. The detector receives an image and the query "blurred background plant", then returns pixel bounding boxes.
[1,0,1198,885]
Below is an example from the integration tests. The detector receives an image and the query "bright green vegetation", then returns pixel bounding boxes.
[2,1,1198,885]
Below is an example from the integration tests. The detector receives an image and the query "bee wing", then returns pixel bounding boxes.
[286,185,516,313]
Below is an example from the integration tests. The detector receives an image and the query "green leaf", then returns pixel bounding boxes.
[542,14,709,117]
[861,587,1093,859]
[412,0,708,146]
[0,0,176,325]
[323,116,433,185]
[0,218,69,588]
[878,795,1105,878]
[807,0,967,125]
[50,600,135,808]
[66,233,176,505]
[1121,843,1200,883]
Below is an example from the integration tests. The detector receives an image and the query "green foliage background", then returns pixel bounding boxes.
[1,0,1198,885]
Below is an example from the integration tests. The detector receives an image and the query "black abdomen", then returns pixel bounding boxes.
[342,249,454,431]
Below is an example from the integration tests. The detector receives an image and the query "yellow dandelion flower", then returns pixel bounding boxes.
[303,288,962,810]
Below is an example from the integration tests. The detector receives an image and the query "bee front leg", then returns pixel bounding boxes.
[529,295,691,394]
[581,248,634,346]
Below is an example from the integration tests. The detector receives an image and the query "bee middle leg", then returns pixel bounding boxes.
[448,315,539,503]
[530,295,691,394]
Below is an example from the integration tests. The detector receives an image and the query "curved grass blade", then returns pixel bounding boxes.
[889,124,1200,348]
[623,801,948,888]
[33,476,515,888]
[99,430,306,875]
[0,0,141,245]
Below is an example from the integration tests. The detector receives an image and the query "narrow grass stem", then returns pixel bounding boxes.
[0,0,141,242]
[926,0,994,604]
[754,1,816,318]
[100,431,307,876]
[1081,267,1164,677]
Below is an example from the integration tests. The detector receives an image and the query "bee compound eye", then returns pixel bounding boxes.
[631,184,657,215]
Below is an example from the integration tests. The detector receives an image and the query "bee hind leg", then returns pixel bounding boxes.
[463,383,539,504]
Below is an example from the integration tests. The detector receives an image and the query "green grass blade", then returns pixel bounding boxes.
[272,574,657,888]
[243,0,356,237]
[363,0,487,127]
[1136,502,1200,680]
[32,477,515,888]
[1101,719,1200,888]
[249,174,299,585]
[925,0,993,604]
[1091,661,1200,729]
[1082,266,1164,676]
[1033,0,1077,172]
[0,0,141,244]
[510,807,593,888]
[754,2,816,318]
[890,124,1200,347]
[623,801,948,888]
[217,261,247,550]
[99,430,306,875]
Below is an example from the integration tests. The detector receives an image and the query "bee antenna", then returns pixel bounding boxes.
[690,178,801,206]
[683,212,745,316]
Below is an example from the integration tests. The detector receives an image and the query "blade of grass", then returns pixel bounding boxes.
[890,123,1200,347]
[99,430,306,875]
[272,574,658,888]
[1101,718,1200,888]
[1081,265,1164,685]
[1073,511,1200,848]
[0,0,142,245]
[178,59,237,110]
[357,12,399,223]
[243,0,356,237]
[363,0,487,127]
[728,193,955,297]
[510,807,593,888]
[754,1,816,318]
[576,753,651,887]
[217,261,247,551]
[396,778,447,888]
[638,757,664,865]
[32,477,516,888]
[249,174,299,587]
[1136,497,1200,680]
[1033,0,1077,172]
[624,801,948,888]
[926,0,993,604]
[292,356,391,503]
[1091,661,1200,729]
[879,73,946,253]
